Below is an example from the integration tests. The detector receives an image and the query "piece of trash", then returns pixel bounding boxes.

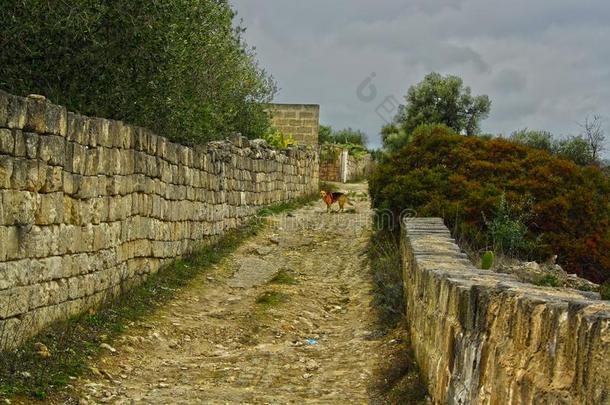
[306,338,317,345]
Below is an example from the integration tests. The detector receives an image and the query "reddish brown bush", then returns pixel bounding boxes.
[370,125,610,282]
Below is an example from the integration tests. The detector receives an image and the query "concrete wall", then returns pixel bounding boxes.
[266,103,320,147]
[402,217,610,405]
[0,92,319,350]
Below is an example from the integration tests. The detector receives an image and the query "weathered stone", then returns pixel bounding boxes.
[6,95,27,130]
[401,217,610,405]
[24,96,47,133]
[0,128,14,154]
[13,130,26,157]
[23,132,39,159]
[41,165,63,193]
[0,156,13,189]
[39,135,66,166]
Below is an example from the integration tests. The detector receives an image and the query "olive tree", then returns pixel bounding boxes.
[399,72,491,136]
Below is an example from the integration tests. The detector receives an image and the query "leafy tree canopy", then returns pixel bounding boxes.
[0,0,276,144]
[398,72,491,136]
[318,126,368,147]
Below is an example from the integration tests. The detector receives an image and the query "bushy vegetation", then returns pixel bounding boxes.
[319,125,370,162]
[260,127,295,149]
[0,0,276,145]
[370,124,610,283]
[318,125,368,147]
[510,128,603,167]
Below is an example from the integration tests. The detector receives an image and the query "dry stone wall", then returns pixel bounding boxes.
[345,154,372,182]
[402,218,610,405]
[319,144,372,183]
[0,92,318,350]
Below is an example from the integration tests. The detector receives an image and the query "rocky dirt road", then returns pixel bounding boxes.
[72,182,386,404]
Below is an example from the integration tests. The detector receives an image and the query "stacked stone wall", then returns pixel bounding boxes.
[319,145,372,183]
[402,217,610,404]
[0,92,318,349]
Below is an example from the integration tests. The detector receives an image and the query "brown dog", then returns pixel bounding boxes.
[320,190,350,213]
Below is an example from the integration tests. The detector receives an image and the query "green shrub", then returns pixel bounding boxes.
[485,193,531,256]
[369,124,610,283]
[535,274,561,288]
[0,0,276,145]
[600,281,610,300]
[261,127,295,149]
[510,129,554,152]
[480,251,495,270]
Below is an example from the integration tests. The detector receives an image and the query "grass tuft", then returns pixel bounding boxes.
[368,228,404,328]
[535,273,561,287]
[270,270,297,285]
[369,326,428,405]
[367,225,428,404]
[256,193,318,217]
[601,281,610,301]
[255,291,288,307]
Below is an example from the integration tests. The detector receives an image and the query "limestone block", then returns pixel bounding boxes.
[133,126,147,151]
[39,135,66,166]
[0,226,19,260]
[14,132,28,158]
[41,165,63,193]
[91,118,111,147]
[0,90,9,128]
[62,171,76,195]
[84,147,99,176]
[21,225,59,258]
[134,151,147,174]
[119,124,133,150]
[77,224,94,253]
[30,280,69,310]
[3,190,40,225]
[63,253,91,278]
[55,224,78,255]
[5,95,27,130]
[35,192,64,225]
[157,136,168,159]
[0,156,13,189]
[21,132,39,159]
[66,142,86,174]
[44,98,67,136]
[0,128,14,154]
[147,132,158,155]
[23,96,48,133]
[23,160,43,192]
[0,286,30,319]
[107,195,128,221]
[75,175,98,199]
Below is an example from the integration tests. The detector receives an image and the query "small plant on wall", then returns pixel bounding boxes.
[261,127,296,149]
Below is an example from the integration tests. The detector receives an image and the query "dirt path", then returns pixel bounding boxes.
[73,182,383,404]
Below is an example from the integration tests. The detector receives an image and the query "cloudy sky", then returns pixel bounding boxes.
[231,0,610,150]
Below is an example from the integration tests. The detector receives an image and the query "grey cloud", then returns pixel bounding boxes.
[232,0,610,153]
[491,69,527,93]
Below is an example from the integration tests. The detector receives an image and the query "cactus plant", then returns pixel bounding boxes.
[481,251,495,270]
